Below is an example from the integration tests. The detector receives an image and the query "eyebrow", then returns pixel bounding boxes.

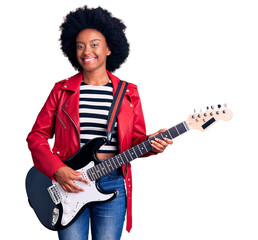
[76,39,101,44]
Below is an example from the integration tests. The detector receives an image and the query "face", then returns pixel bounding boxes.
[76,29,111,73]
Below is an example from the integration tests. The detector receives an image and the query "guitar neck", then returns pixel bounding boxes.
[87,121,190,181]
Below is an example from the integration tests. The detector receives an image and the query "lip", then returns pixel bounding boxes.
[83,57,96,63]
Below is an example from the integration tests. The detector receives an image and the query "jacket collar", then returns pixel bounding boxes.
[61,70,120,94]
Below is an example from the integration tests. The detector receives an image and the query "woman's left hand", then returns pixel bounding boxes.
[148,129,173,153]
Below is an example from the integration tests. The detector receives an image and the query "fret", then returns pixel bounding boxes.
[125,150,133,161]
[142,142,148,153]
[132,147,138,157]
[169,127,179,138]
[114,156,122,167]
[128,149,135,161]
[146,138,152,149]
[136,145,142,156]
[162,130,171,140]
[137,145,143,155]
[104,160,112,173]
[176,123,188,134]
[167,129,173,139]
[111,157,119,169]
[87,168,94,181]
[100,163,108,175]
[138,143,146,155]
[116,155,125,166]
[122,152,129,163]
[160,132,165,140]
[174,126,180,135]
[122,153,128,164]
[183,121,190,131]
[108,158,116,171]
[145,141,152,152]
[114,156,120,166]
[90,168,97,181]
[99,164,105,177]
[128,150,136,161]
[95,165,102,178]
[98,164,105,177]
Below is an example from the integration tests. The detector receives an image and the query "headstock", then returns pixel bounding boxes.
[186,104,233,131]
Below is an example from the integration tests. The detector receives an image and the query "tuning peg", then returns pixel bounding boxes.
[206,106,209,110]
[218,104,221,108]
[192,109,196,119]
[211,105,215,110]
[224,103,227,108]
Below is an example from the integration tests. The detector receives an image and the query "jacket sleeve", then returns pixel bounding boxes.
[26,83,66,180]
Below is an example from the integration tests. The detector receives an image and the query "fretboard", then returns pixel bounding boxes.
[87,121,189,181]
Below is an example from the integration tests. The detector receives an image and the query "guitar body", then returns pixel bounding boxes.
[25,137,118,231]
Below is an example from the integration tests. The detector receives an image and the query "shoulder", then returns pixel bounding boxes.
[126,82,139,97]
[123,81,142,105]
[52,72,83,92]
[54,79,67,88]
[127,82,137,90]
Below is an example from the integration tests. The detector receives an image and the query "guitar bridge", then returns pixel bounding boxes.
[48,184,61,205]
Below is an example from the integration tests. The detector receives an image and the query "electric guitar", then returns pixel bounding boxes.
[25,105,232,231]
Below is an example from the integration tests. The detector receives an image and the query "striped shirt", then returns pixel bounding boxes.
[79,80,119,153]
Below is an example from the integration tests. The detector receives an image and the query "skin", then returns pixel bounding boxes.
[54,29,173,193]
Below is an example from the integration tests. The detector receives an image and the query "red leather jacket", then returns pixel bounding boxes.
[27,70,152,232]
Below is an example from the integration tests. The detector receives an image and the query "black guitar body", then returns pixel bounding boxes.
[25,137,118,231]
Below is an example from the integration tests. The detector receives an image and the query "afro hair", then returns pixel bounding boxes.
[60,6,130,72]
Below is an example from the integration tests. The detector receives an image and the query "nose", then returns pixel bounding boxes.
[83,45,92,56]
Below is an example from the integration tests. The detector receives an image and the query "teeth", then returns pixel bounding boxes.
[84,58,95,62]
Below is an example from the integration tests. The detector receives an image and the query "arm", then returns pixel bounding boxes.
[27,83,89,192]
[26,83,66,179]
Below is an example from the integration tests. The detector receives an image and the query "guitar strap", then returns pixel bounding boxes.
[106,80,128,143]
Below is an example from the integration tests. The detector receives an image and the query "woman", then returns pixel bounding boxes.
[27,6,172,240]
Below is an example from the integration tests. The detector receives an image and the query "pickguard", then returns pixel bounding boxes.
[51,161,116,226]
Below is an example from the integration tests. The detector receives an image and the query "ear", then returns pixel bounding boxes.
[107,48,111,56]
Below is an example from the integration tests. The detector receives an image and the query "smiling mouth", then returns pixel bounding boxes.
[83,57,96,63]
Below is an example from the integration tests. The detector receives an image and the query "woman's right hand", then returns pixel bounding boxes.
[53,166,90,193]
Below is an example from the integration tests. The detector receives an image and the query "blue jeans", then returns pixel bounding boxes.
[58,169,126,240]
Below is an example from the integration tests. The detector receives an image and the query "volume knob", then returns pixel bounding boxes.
[61,218,68,225]
[64,208,70,214]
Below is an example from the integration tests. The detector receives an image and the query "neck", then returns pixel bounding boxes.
[82,69,110,86]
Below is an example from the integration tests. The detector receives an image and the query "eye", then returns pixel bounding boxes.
[76,44,84,50]
[91,43,99,48]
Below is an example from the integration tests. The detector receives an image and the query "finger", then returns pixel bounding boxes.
[151,140,165,150]
[61,183,78,193]
[76,176,90,184]
[151,140,165,153]
[153,138,169,148]
[159,128,167,133]
[67,181,85,193]
[72,171,90,184]
[72,171,84,177]
[155,137,173,147]
[164,138,173,144]
[152,145,164,153]
[61,185,69,192]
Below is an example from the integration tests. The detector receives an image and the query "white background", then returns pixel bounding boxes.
[1,0,257,239]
